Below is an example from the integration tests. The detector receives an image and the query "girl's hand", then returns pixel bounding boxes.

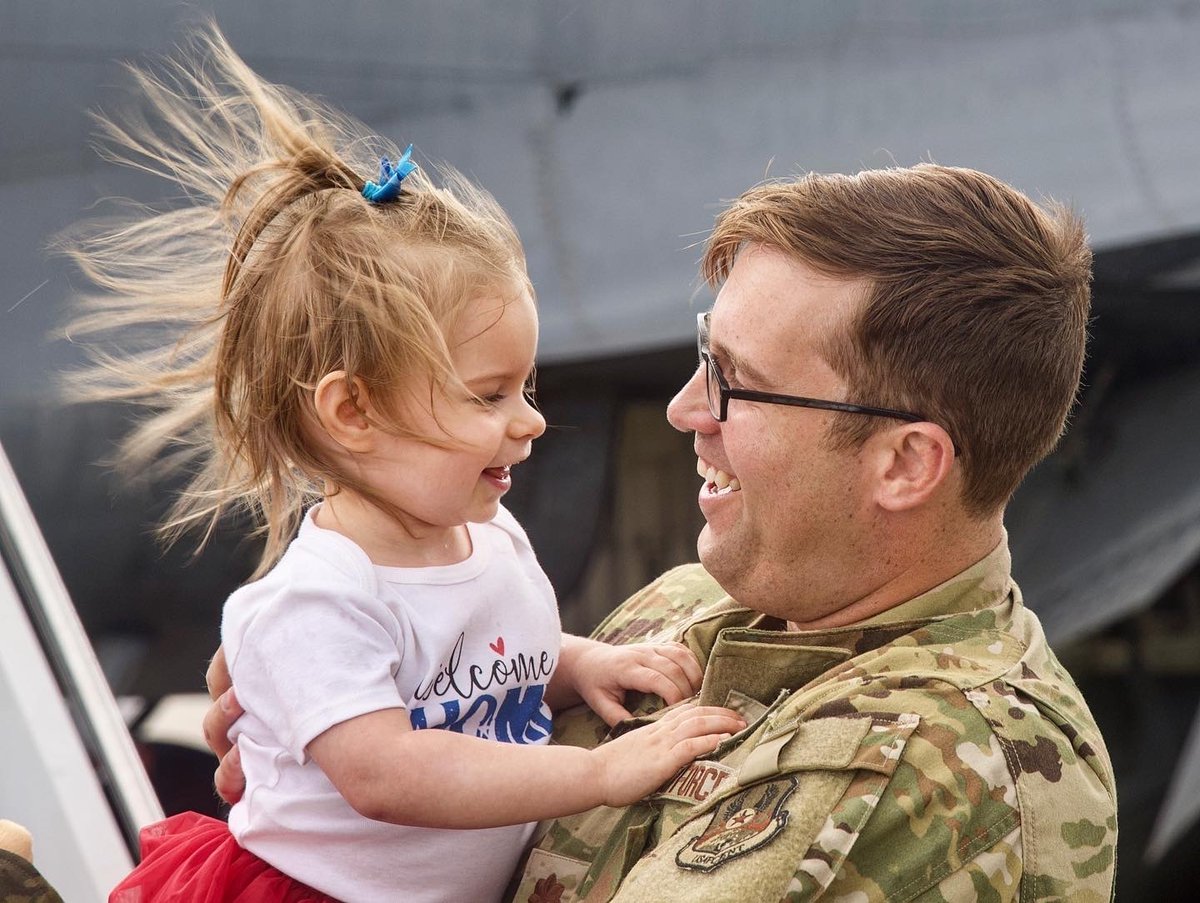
[590,704,745,807]
[566,638,705,726]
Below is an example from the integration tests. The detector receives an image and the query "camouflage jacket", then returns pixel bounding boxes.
[0,851,63,903]
[510,540,1117,902]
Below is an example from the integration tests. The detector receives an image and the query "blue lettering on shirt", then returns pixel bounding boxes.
[409,684,552,744]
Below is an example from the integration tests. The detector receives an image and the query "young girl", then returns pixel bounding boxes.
[67,26,744,903]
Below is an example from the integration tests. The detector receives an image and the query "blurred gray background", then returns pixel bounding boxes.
[3,2,1200,898]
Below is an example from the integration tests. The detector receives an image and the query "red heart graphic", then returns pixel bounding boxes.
[489,637,505,656]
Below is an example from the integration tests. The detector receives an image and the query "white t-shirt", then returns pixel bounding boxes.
[223,505,561,903]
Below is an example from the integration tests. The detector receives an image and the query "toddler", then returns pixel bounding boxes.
[64,26,743,903]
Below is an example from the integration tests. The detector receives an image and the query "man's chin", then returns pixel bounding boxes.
[697,525,733,580]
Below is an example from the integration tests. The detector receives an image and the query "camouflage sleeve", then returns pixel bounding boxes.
[0,851,65,903]
[770,680,1022,902]
[788,677,1115,900]
[791,688,1116,901]
[778,732,1022,901]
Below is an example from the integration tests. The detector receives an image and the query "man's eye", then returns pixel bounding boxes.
[716,358,740,387]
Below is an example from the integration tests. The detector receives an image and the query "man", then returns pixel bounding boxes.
[207,164,1116,901]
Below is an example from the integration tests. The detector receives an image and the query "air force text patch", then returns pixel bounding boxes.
[676,775,797,872]
[654,760,736,806]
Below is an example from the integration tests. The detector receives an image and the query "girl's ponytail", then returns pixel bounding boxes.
[62,23,530,576]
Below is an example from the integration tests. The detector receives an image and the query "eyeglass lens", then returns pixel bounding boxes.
[696,312,721,421]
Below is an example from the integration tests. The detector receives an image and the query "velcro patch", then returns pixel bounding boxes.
[512,847,589,903]
[676,775,798,872]
[654,760,737,806]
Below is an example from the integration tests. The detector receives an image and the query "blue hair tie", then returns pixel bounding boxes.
[361,144,416,203]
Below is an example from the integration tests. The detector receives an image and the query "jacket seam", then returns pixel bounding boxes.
[887,808,1022,901]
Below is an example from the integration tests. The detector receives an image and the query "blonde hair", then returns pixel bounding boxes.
[62,24,531,575]
[704,164,1091,516]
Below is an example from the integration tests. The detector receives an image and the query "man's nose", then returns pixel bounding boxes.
[666,365,714,434]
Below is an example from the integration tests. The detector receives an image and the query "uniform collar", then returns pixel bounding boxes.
[690,534,1015,708]
[858,531,1013,626]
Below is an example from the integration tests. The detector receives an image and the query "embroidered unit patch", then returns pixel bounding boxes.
[676,775,797,872]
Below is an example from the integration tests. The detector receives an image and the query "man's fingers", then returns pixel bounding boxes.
[0,819,33,863]
[205,646,231,700]
[221,687,244,719]
[202,648,246,805]
[201,689,241,758]
[213,744,245,806]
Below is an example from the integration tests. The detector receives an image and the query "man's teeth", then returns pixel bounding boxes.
[696,459,741,493]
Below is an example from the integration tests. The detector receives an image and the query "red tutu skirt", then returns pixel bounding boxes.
[109,812,340,902]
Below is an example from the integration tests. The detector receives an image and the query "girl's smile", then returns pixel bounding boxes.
[317,288,545,567]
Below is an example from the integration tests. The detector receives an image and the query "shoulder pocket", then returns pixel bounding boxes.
[609,713,921,903]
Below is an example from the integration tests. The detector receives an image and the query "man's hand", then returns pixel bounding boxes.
[561,637,704,726]
[203,646,246,805]
[0,820,33,863]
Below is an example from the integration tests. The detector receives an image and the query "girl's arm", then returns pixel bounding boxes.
[306,703,744,829]
[545,634,705,725]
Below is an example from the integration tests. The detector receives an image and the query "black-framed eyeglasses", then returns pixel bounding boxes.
[696,311,926,424]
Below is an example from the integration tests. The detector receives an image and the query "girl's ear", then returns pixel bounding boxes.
[313,371,374,453]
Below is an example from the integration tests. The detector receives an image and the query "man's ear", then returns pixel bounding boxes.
[870,422,956,512]
[313,371,374,453]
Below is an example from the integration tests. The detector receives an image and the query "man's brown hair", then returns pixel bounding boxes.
[702,164,1092,516]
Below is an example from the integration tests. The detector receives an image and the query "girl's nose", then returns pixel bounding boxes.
[515,394,546,440]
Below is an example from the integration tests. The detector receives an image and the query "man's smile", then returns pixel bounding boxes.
[696,456,741,495]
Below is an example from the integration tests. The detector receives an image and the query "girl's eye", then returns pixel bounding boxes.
[475,393,505,407]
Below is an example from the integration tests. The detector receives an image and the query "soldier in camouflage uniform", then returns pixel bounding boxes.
[208,164,1116,901]
[508,164,1115,901]
[510,552,1115,902]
